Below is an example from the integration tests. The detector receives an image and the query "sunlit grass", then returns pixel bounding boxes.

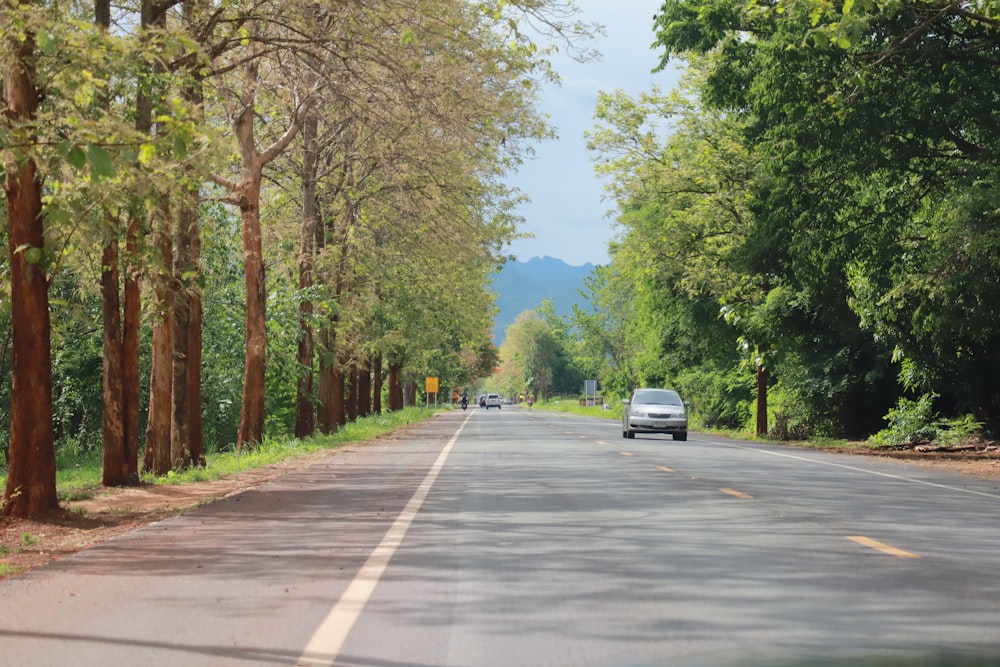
[0,406,440,499]
[530,397,621,420]
[0,563,21,577]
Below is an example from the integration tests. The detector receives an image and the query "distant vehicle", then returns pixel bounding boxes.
[478,394,486,408]
[622,388,687,440]
[484,393,502,409]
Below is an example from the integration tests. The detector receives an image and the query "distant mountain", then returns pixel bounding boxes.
[491,256,596,345]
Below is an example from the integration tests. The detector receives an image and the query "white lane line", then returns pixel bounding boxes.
[708,440,1000,500]
[296,411,472,666]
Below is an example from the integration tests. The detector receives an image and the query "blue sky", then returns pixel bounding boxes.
[506,0,681,268]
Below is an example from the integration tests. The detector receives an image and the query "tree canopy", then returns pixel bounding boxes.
[0,0,597,517]
[565,0,1000,439]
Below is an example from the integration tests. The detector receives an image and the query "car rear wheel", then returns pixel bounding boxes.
[626,429,635,439]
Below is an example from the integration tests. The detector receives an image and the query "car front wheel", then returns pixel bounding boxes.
[673,432,687,441]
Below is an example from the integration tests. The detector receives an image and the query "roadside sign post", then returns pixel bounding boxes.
[425,377,439,409]
[584,379,597,407]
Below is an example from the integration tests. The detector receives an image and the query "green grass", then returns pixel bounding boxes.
[530,399,865,450]
[531,398,622,420]
[1,406,439,501]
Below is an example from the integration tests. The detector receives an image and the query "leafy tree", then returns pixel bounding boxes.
[585,74,766,431]
[0,0,597,516]
[652,0,1000,431]
[1,0,57,517]
[785,0,1000,428]
[500,310,564,401]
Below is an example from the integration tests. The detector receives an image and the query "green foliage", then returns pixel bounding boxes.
[869,395,984,448]
[629,0,1000,441]
[198,203,251,451]
[2,408,436,498]
[674,363,752,431]
[869,394,938,446]
[499,309,570,400]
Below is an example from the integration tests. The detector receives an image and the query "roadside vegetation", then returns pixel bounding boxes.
[2,408,436,510]
[0,0,598,519]
[484,2,999,455]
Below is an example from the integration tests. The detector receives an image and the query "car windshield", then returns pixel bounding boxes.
[633,390,682,406]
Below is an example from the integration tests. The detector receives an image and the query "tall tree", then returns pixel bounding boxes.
[654,0,1000,430]
[295,106,319,438]
[139,0,175,475]
[210,18,305,450]
[501,311,563,402]
[96,0,140,487]
[1,0,58,517]
[586,76,767,432]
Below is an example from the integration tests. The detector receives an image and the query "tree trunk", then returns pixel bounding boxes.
[357,360,371,418]
[373,354,383,414]
[101,239,128,486]
[388,363,403,411]
[170,195,195,469]
[406,380,416,408]
[2,28,59,518]
[188,277,204,465]
[235,167,266,451]
[344,365,356,423]
[756,362,768,437]
[178,2,204,467]
[316,328,336,434]
[295,109,318,438]
[96,0,135,488]
[143,205,175,475]
[123,217,141,481]
[332,364,346,426]
[139,0,171,475]
[228,49,302,449]
[187,218,205,467]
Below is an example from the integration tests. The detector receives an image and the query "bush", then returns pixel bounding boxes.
[934,414,983,447]
[869,394,938,446]
[866,394,983,447]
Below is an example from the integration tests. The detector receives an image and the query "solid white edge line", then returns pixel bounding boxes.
[296,410,473,666]
[707,440,1000,500]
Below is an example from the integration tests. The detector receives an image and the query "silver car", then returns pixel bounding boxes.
[622,388,688,440]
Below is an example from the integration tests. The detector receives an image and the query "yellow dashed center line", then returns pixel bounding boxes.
[720,487,753,499]
[657,466,675,473]
[846,535,920,559]
[620,451,633,457]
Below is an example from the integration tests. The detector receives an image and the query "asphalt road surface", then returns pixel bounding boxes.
[2,407,1000,667]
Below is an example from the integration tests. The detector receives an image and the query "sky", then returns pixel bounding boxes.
[505,0,681,268]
